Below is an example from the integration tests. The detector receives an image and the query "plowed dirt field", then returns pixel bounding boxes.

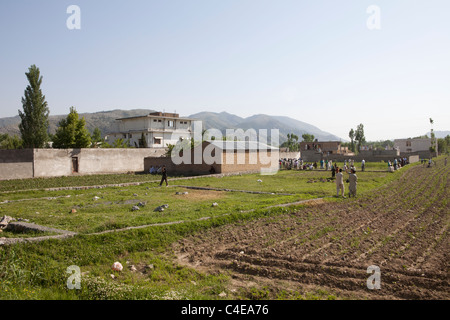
[174,159,449,299]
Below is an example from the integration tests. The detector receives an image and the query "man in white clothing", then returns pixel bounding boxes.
[335,168,345,197]
[348,168,357,197]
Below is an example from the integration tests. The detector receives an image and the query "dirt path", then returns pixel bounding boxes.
[173,160,450,300]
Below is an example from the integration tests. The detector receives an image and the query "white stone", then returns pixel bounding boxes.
[112,262,123,271]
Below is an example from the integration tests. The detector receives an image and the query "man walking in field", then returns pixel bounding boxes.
[159,165,169,187]
[336,168,345,198]
[348,168,357,197]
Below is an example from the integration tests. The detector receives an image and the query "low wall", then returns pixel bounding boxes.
[300,150,322,162]
[33,149,73,178]
[0,149,34,180]
[359,150,400,157]
[75,148,166,175]
[408,155,420,163]
[0,148,167,180]
[325,155,399,163]
[221,150,279,174]
[144,157,219,176]
[400,151,432,160]
[279,152,300,159]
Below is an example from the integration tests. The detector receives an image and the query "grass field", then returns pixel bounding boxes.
[0,158,447,300]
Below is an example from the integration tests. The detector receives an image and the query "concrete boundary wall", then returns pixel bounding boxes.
[0,149,34,180]
[0,148,167,180]
[279,152,301,159]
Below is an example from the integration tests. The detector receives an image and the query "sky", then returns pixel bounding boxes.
[0,0,449,141]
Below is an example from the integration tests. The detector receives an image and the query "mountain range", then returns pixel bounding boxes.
[0,109,342,143]
[189,111,342,143]
[426,131,450,139]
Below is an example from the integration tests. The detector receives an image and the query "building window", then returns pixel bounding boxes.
[153,119,157,122]
[158,120,162,122]
[154,138,161,144]
[406,141,411,147]
[168,120,174,127]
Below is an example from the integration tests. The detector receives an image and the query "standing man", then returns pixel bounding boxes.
[361,159,365,172]
[160,165,168,187]
[336,168,345,198]
[349,168,358,197]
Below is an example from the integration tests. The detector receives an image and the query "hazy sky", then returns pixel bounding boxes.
[1,0,449,141]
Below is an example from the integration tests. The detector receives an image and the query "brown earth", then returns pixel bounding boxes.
[173,159,449,300]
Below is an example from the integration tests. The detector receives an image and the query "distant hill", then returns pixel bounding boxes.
[188,112,342,143]
[426,131,450,139]
[189,111,244,130]
[0,109,343,143]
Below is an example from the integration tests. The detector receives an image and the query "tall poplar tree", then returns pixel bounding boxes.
[355,123,366,152]
[349,128,355,153]
[18,65,50,148]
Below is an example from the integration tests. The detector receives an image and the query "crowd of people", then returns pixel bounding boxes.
[149,165,164,175]
[387,157,409,172]
[279,158,317,170]
[279,158,365,173]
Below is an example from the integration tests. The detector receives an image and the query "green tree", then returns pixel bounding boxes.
[437,135,449,155]
[285,133,299,151]
[138,132,148,148]
[18,65,50,148]
[166,143,176,156]
[53,107,91,148]
[301,133,315,142]
[349,128,355,152]
[91,127,102,147]
[0,134,23,149]
[75,116,91,148]
[112,138,130,148]
[354,124,366,152]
